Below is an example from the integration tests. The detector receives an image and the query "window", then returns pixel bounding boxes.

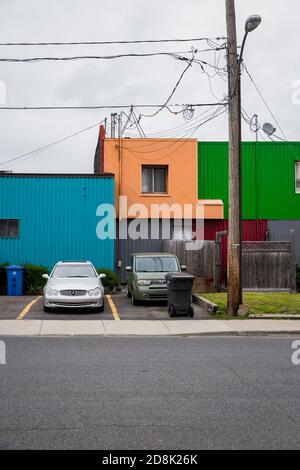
[135,256,179,273]
[296,162,300,194]
[0,219,19,238]
[142,166,168,193]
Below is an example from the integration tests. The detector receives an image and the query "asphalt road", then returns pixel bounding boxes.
[0,336,299,450]
[0,292,207,320]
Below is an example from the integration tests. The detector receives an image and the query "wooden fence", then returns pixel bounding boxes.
[164,240,215,279]
[165,230,297,293]
[242,237,296,292]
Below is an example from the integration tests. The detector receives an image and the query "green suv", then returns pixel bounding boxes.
[126,253,185,304]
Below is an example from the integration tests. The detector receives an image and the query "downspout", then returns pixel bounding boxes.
[215,230,228,292]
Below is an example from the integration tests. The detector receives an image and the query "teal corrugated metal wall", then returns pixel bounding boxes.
[0,175,115,271]
[198,141,300,219]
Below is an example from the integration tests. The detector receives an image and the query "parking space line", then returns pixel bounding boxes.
[106,295,120,320]
[17,296,42,320]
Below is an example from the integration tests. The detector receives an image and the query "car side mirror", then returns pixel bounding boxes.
[99,273,106,279]
[42,273,49,280]
[181,265,187,271]
[125,266,132,272]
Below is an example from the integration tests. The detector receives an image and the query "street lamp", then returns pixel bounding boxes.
[236,14,262,306]
[239,15,262,70]
[245,14,262,33]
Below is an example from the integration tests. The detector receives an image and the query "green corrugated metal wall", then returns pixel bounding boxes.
[198,141,300,219]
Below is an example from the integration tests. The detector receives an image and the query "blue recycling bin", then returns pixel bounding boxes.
[6,265,24,296]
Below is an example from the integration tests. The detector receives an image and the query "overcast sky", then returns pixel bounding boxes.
[0,0,299,173]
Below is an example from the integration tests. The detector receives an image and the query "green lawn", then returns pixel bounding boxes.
[201,292,300,318]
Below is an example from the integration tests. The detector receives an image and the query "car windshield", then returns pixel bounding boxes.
[135,257,179,273]
[51,265,96,278]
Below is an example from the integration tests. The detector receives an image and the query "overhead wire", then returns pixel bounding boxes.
[0,119,104,167]
[0,37,227,47]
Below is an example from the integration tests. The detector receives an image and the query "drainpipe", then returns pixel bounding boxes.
[215,230,228,292]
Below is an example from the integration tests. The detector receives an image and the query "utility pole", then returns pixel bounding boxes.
[226,0,242,315]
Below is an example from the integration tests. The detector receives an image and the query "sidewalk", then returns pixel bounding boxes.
[0,319,300,336]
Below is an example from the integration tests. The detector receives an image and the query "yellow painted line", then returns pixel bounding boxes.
[106,294,120,320]
[17,296,42,320]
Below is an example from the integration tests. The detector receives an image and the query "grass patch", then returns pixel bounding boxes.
[200,292,300,318]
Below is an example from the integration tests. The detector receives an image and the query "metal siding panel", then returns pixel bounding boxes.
[198,142,229,217]
[116,219,164,282]
[268,220,300,265]
[257,142,300,219]
[198,141,300,219]
[0,176,115,271]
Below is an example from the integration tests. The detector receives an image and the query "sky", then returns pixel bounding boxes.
[0,0,299,173]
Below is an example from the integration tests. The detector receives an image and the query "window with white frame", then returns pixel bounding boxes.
[0,219,19,238]
[296,162,300,194]
[142,165,168,193]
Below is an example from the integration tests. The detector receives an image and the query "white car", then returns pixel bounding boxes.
[42,261,106,313]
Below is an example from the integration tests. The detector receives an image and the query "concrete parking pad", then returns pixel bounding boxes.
[0,320,42,335]
[227,319,300,333]
[103,320,170,335]
[40,320,106,336]
[163,319,236,335]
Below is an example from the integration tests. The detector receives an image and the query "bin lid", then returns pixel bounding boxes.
[166,272,194,280]
[6,265,24,270]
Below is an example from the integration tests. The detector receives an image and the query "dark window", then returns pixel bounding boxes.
[0,219,19,238]
[142,166,168,193]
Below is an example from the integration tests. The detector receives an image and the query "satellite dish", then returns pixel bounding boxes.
[262,122,276,136]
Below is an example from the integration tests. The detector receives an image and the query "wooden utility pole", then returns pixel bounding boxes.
[226,0,242,315]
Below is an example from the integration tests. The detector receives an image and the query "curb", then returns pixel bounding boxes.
[193,294,218,314]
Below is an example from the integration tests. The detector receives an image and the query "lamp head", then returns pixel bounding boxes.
[245,15,262,33]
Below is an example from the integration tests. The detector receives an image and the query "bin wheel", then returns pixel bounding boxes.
[168,305,176,318]
[188,306,194,318]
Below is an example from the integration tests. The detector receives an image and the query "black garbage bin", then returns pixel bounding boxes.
[166,272,194,318]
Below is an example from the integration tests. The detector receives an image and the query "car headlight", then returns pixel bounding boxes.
[46,287,58,296]
[88,287,101,296]
[137,280,152,286]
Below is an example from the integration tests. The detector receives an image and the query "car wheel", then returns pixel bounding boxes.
[127,287,132,298]
[188,306,194,318]
[43,305,51,313]
[168,305,176,317]
[97,302,105,313]
[132,293,139,305]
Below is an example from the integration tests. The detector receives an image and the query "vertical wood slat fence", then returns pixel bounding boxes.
[165,230,296,293]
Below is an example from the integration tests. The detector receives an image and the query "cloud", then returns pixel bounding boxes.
[0,0,299,172]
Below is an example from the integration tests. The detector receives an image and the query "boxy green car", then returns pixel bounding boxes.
[126,253,186,305]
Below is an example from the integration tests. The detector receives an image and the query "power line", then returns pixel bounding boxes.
[139,54,195,119]
[0,104,227,168]
[0,120,103,167]
[0,49,225,63]
[243,63,289,142]
[0,102,227,111]
[0,37,226,47]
